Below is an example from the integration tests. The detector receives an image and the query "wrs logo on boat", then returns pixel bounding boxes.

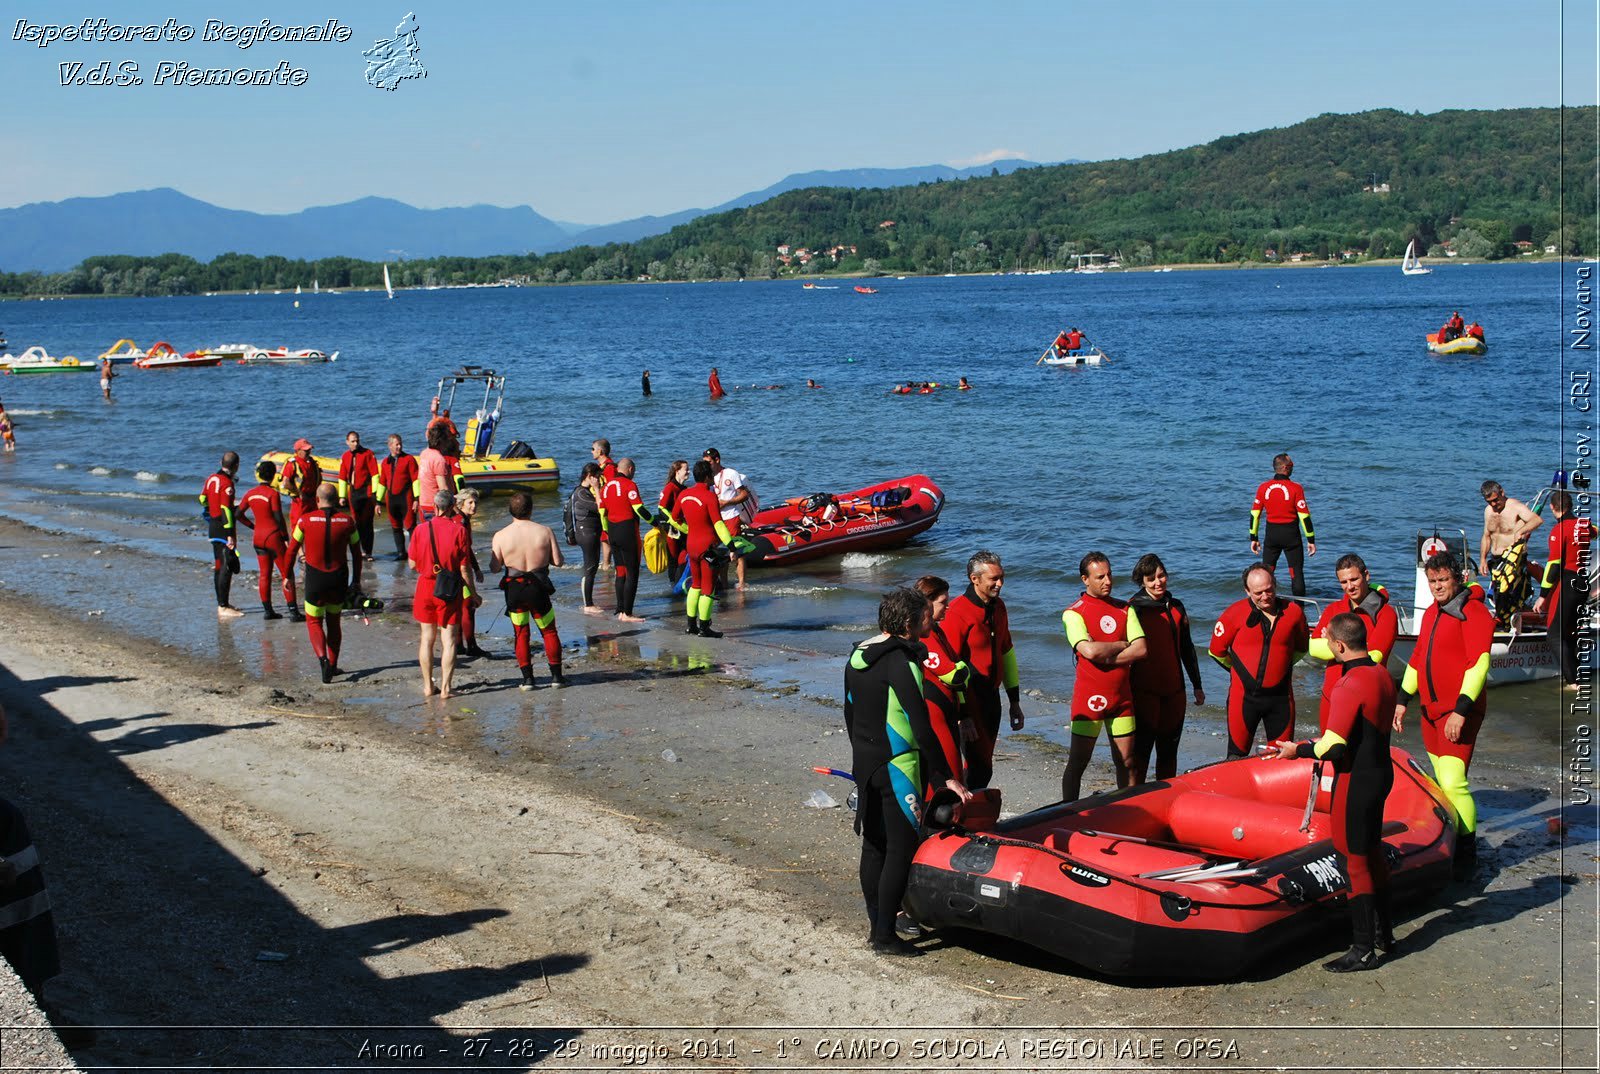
[1060,863,1111,887]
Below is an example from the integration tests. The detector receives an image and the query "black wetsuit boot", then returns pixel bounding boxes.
[1453,831,1478,880]
[262,602,283,620]
[685,614,700,635]
[520,665,537,691]
[1375,891,1398,954]
[1323,894,1380,972]
[550,662,566,688]
[698,618,723,639]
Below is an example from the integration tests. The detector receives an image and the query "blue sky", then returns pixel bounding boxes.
[2,1,1595,224]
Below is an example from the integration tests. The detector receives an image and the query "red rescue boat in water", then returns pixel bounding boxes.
[739,475,943,566]
[903,748,1456,979]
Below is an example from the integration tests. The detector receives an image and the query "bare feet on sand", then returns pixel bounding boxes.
[423,679,437,697]
[617,613,646,623]
[582,605,605,616]
[217,605,244,619]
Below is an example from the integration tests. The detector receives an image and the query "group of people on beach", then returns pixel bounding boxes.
[845,454,1593,969]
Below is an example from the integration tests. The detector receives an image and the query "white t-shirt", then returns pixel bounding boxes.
[713,466,754,523]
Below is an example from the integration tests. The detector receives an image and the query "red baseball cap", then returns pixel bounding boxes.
[294,438,313,451]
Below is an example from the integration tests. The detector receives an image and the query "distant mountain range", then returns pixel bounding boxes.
[0,159,1061,272]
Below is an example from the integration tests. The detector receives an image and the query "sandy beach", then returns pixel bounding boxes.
[0,512,1594,1072]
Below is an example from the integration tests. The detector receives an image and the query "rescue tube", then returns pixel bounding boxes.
[736,475,943,567]
[903,747,1456,979]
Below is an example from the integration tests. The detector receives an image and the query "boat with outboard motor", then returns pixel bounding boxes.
[261,366,557,495]
[903,747,1456,979]
[733,475,943,566]
[1387,500,1596,685]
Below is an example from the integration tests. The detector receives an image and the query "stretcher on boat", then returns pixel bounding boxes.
[903,748,1456,979]
[737,475,943,566]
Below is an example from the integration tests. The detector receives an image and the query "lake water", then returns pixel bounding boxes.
[0,263,1580,713]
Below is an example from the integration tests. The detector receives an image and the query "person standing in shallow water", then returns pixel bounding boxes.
[641,369,651,397]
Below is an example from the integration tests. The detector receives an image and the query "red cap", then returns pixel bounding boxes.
[294,438,313,451]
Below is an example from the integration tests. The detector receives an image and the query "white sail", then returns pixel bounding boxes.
[313,278,319,294]
[295,283,302,295]
[383,264,394,299]
[1402,240,1432,276]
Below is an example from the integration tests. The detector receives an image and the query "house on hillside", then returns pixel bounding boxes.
[878,220,895,229]
[1515,240,1535,255]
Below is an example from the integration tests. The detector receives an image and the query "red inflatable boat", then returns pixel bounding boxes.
[739,475,943,567]
[903,748,1456,979]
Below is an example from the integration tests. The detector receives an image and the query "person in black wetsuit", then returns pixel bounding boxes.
[569,463,605,615]
[1273,612,1396,971]
[641,370,651,397]
[846,587,971,957]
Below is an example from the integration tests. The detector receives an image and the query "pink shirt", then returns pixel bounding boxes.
[417,448,451,511]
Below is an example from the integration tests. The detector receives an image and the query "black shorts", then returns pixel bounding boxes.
[502,573,554,616]
[304,565,349,609]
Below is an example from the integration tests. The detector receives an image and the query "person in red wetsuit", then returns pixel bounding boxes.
[285,483,362,684]
[1127,554,1204,783]
[941,551,1025,789]
[1466,321,1486,342]
[1209,563,1310,757]
[708,367,725,399]
[1445,310,1465,341]
[454,488,488,658]
[1249,453,1316,597]
[913,576,972,786]
[408,489,474,699]
[1309,554,1399,730]
[376,434,420,562]
[1060,552,1148,800]
[658,460,690,591]
[601,458,653,622]
[669,460,734,637]
[198,451,243,618]
[278,438,321,534]
[1273,612,1397,972]
[337,430,380,557]
[590,439,617,482]
[237,460,302,622]
[1532,490,1595,688]
[1393,552,1494,879]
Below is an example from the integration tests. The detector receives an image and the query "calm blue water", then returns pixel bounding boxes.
[0,263,1579,701]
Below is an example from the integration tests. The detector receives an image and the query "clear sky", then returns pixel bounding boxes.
[2,1,1595,225]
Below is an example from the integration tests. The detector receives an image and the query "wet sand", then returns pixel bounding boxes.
[0,514,1594,1071]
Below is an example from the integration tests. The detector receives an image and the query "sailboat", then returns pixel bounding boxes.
[383,264,395,300]
[1402,240,1432,276]
[312,278,319,294]
[295,283,302,295]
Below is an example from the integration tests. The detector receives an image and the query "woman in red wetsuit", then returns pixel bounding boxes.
[455,488,487,658]
[658,460,690,591]
[670,460,732,637]
[707,367,725,399]
[912,576,970,786]
[1127,554,1204,783]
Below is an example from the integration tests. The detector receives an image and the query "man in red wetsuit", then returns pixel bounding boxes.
[1249,453,1316,597]
[376,434,419,562]
[1060,552,1148,801]
[670,460,735,637]
[199,451,243,619]
[1393,552,1493,879]
[601,457,653,622]
[941,550,1025,789]
[1308,554,1398,731]
[1445,310,1465,340]
[279,438,321,534]
[285,483,362,684]
[1532,490,1595,689]
[337,430,380,558]
[590,439,617,481]
[1273,612,1397,971]
[237,460,302,622]
[707,367,725,399]
[1209,563,1309,757]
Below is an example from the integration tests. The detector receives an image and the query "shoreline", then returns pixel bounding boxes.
[0,254,1578,303]
[0,510,1593,1069]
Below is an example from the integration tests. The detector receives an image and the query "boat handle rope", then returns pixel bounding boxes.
[940,831,1290,911]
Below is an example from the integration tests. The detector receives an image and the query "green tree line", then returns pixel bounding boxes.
[2,107,1594,297]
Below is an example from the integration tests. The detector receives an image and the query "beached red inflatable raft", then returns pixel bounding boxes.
[739,475,943,567]
[903,748,1456,978]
